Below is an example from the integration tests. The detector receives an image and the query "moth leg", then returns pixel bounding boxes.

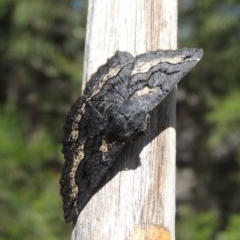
[143,113,150,136]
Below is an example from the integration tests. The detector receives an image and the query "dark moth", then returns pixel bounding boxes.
[60,48,203,223]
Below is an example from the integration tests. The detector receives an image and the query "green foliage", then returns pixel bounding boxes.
[178,0,240,239]
[177,207,217,240]
[0,108,71,239]
[0,0,86,239]
[217,215,240,240]
[207,91,240,157]
[1,0,86,127]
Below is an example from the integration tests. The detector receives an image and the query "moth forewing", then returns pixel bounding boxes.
[129,48,203,112]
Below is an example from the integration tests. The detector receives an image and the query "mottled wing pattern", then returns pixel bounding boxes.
[129,48,203,112]
[60,48,203,223]
[60,51,134,223]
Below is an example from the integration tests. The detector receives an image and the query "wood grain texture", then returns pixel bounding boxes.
[71,0,177,239]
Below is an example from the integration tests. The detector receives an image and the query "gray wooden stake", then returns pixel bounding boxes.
[72,0,177,239]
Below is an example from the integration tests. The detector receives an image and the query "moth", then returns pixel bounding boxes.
[60,48,203,223]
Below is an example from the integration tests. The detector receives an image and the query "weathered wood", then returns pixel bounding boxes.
[72,0,177,239]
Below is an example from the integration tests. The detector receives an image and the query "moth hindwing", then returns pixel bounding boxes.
[60,48,203,223]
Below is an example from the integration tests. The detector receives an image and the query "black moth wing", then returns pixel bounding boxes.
[60,48,203,223]
[83,50,134,97]
[60,97,110,223]
[129,48,203,112]
[60,51,135,223]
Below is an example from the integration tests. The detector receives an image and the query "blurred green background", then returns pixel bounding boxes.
[0,0,239,239]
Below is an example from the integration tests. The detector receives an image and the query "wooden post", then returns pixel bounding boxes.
[72,0,177,239]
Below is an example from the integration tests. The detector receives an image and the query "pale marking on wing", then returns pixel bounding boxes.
[74,102,86,123]
[99,138,109,162]
[68,102,86,141]
[131,56,185,75]
[69,130,78,142]
[88,64,123,99]
[69,143,85,199]
[133,86,160,97]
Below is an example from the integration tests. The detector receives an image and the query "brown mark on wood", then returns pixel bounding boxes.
[131,225,171,240]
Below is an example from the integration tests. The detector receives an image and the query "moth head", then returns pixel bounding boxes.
[107,100,149,141]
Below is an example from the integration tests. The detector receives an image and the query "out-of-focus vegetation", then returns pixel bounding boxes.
[0,0,239,239]
[0,0,86,239]
[177,0,240,239]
